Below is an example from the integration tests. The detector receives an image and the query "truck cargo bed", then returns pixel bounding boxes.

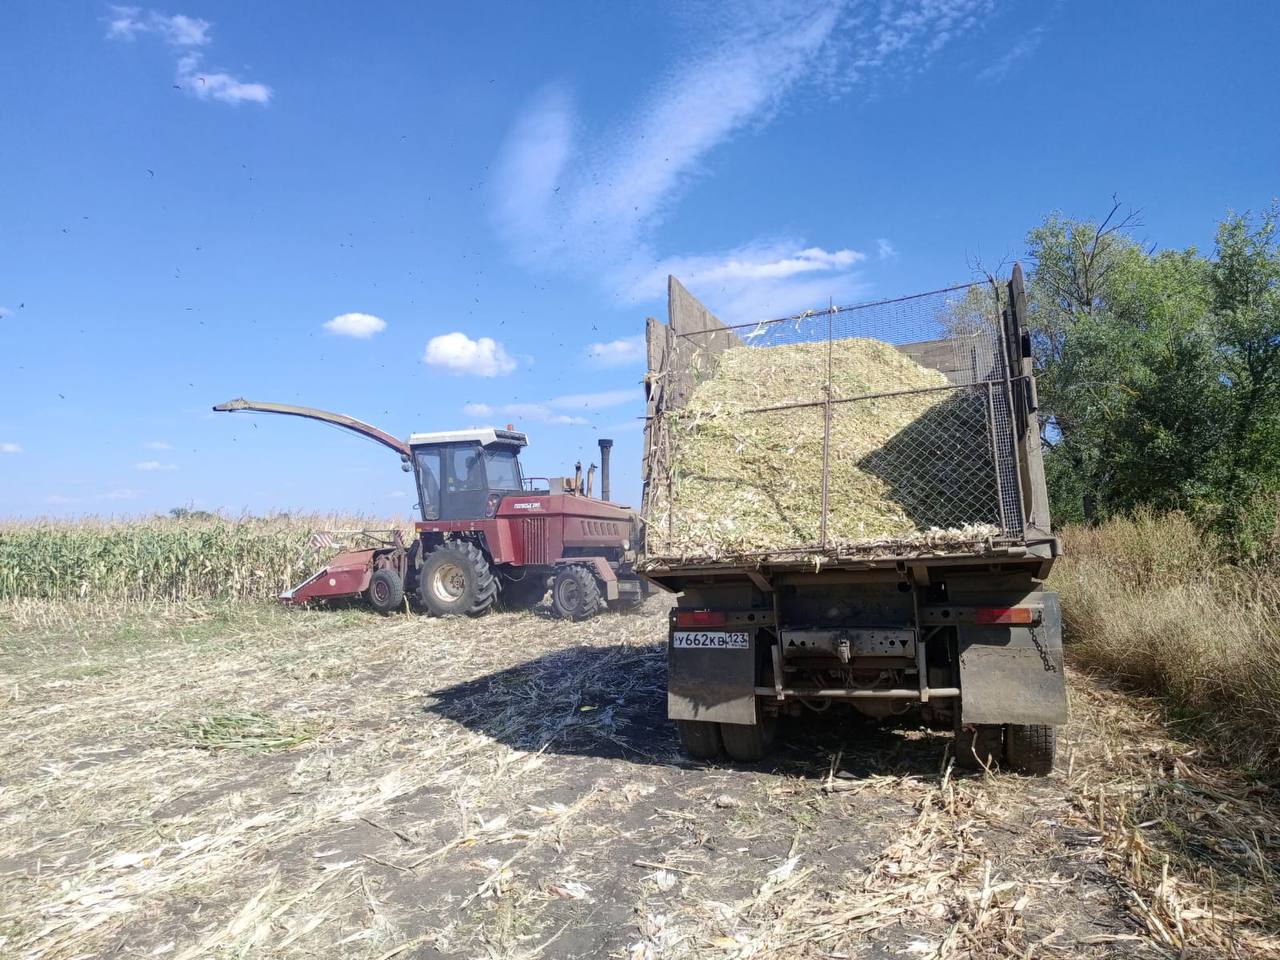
[640,272,1053,573]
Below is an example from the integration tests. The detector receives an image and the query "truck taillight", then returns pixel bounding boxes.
[975,606,1034,625]
[676,610,725,627]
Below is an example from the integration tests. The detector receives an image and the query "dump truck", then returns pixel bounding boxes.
[213,400,647,619]
[638,266,1066,773]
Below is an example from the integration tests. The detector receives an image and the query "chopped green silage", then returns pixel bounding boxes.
[647,338,1002,560]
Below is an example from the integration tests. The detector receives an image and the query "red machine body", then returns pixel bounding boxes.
[415,491,639,601]
[213,399,647,619]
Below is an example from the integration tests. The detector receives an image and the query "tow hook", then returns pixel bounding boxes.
[835,632,852,664]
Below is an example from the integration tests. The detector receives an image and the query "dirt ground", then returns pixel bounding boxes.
[1,600,1276,959]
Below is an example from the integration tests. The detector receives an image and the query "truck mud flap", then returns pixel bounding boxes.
[957,592,1068,726]
[667,628,758,725]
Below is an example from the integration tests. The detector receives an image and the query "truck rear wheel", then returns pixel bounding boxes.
[418,541,498,617]
[720,701,776,763]
[365,568,404,614]
[1005,724,1056,775]
[955,724,1003,771]
[675,719,722,759]
[550,565,603,620]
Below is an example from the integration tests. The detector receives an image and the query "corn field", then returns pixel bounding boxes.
[0,515,398,601]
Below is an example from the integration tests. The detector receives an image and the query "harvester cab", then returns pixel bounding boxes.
[405,428,529,522]
[212,398,648,620]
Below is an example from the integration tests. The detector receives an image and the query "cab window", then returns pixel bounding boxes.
[484,447,522,490]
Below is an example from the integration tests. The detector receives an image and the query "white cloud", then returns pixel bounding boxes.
[324,312,386,338]
[587,336,646,368]
[425,332,517,377]
[463,401,586,426]
[106,7,211,45]
[176,53,272,105]
[876,238,897,260]
[107,8,271,106]
[44,493,75,505]
[1,442,21,454]
[102,488,141,501]
[144,440,172,450]
[492,0,992,308]
[0,306,12,318]
[134,460,177,471]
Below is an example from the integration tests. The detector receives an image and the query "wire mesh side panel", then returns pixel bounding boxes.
[646,282,1025,560]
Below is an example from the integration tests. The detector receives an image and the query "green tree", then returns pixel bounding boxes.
[1024,201,1280,553]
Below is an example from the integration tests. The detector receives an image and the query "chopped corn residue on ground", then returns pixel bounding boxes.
[3,600,1276,958]
[650,338,1001,559]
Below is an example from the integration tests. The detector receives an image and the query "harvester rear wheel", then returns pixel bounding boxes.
[366,568,404,615]
[1005,724,1056,775]
[550,565,603,620]
[417,541,498,617]
[675,719,722,760]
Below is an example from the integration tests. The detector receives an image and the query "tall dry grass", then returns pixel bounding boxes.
[0,514,406,602]
[1056,509,1280,771]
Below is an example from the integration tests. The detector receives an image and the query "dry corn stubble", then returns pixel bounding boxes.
[649,338,1000,559]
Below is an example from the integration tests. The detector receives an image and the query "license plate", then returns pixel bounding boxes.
[672,631,750,649]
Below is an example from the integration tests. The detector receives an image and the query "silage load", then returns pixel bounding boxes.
[648,337,1000,559]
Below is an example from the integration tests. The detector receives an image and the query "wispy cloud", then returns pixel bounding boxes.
[620,241,872,323]
[106,7,272,105]
[463,402,586,426]
[102,488,142,501]
[144,440,172,450]
[1,442,22,454]
[134,460,177,471]
[493,0,995,315]
[324,312,386,339]
[876,238,898,260]
[463,389,637,428]
[586,336,646,368]
[976,25,1044,82]
[546,390,637,412]
[106,6,210,45]
[425,333,517,377]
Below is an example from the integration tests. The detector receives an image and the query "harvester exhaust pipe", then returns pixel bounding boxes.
[598,438,613,501]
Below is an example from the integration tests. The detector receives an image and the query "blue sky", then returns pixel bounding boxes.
[2,0,1276,518]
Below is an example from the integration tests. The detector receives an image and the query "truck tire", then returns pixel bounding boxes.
[500,575,548,610]
[418,541,498,617]
[550,565,603,620]
[365,568,404,614]
[675,719,722,760]
[1005,724,1056,775]
[720,701,776,763]
[955,724,1003,771]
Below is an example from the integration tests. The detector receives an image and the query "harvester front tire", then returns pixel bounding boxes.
[955,724,1004,772]
[418,541,498,617]
[1005,723,1056,775]
[550,565,603,620]
[366,568,404,615]
[675,720,722,760]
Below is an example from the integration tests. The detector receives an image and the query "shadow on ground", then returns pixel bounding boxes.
[423,641,954,779]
